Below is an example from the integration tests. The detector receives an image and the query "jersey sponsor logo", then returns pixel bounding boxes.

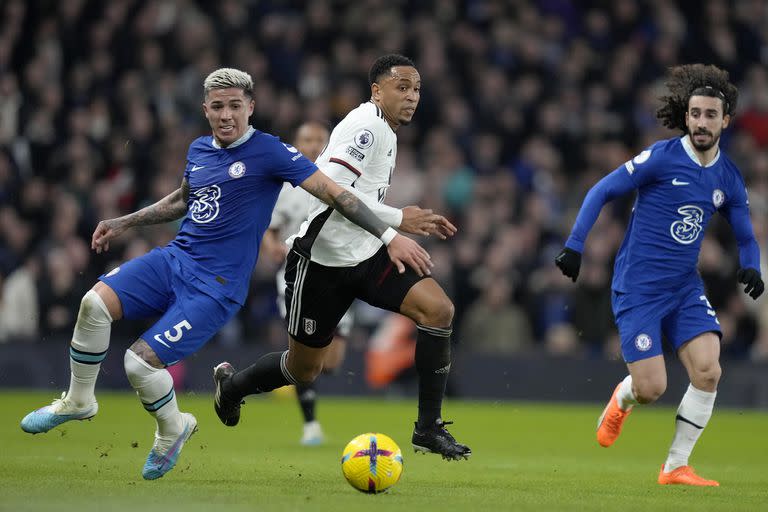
[670,205,703,244]
[634,333,652,352]
[353,129,374,150]
[228,161,246,178]
[712,189,724,208]
[672,178,689,186]
[282,143,299,153]
[387,148,392,156]
[105,266,120,277]
[303,317,316,335]
[190,185,222,223]
[624,160,635,175]
[345,146,365,162]
[633,149,652,164]
[190,164,205,172]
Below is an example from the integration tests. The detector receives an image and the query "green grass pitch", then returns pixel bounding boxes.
[1,390,766,511]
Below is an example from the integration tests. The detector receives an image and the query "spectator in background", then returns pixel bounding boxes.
[0,0,765,364]
[0,254,40,342]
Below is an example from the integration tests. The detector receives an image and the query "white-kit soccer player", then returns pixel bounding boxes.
[260,120,354,445]
[20,67,438,480]
[213,54,471,460]
[556,64,763,486]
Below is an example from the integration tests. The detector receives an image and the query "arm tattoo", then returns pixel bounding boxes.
[332,190,388,238]
[122,182,188,228]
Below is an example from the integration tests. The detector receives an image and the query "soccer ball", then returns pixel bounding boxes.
[340,432,403,493]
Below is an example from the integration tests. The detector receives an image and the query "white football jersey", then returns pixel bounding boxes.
[287,102,397,267]
[269,182,310,242]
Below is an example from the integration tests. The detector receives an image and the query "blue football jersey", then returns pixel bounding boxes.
[166,128,317,305]
[567,136,759,294]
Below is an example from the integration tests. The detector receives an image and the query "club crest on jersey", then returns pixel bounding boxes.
[712,189,724,208]
[303,318,316,335]
[228,161,246,178]
[670,205,703,244]
[353,129,374,150]
[635,333,652,352]
[190,185,221,223]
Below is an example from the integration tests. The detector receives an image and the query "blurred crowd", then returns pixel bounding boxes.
[1,0,768,362]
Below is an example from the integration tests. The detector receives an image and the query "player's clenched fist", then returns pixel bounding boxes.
[736,267,764,300]
[555,247,581,282]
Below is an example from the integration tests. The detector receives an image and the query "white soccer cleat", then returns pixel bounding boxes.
[142,412,198,480]
[20,392,98,434]
[301,420,324,446]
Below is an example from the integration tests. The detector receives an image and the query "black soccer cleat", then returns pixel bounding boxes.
[213,362,244,427]
[412,420,471,461]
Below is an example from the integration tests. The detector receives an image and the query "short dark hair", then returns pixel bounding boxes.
[656,64,738,133]
[368,54,416,86]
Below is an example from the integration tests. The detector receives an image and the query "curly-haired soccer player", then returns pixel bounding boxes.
[556,64,763,486]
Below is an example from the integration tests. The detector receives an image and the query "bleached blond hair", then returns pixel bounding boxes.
[203,68,254,98]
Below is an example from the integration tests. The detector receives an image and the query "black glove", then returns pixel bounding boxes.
[736,267,764,300]
[555,247,581,282]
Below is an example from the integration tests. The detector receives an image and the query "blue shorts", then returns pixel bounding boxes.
[99,248,241,365]
[612,280,721,363]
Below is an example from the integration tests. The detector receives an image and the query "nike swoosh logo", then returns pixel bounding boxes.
[190,164,205,172]
[672,178,690,186]
[153,334,171,348]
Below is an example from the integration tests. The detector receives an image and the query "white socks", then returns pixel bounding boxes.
[67,290,112,408]
[664,384,716,472]
[616,375,638,411]
[124,350,182,437]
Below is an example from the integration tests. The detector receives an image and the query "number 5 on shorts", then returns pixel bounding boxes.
[153,320,192,347]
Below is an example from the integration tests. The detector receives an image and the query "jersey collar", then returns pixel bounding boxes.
[680,135,720,168]
[212,126,256,149]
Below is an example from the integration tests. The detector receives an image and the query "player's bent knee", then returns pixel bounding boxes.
[691,363,721,389]
[413,296,454,327]
[71,289,113,352]
[123,349,153,385]
[634,380,666,404]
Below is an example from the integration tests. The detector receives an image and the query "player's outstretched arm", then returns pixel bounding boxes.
[300,170,433,276]
[338,184,457,239]
[91,178,190,254]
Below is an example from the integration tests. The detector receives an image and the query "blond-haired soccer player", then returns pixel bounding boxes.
[21,67,440,480]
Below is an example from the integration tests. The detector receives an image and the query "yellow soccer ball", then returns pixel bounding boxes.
[340,432,403,493]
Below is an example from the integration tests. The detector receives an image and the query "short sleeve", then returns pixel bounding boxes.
[326,123,381,178]
[268,138,318,187]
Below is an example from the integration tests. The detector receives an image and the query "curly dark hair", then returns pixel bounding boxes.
[656,64,738,133]
[368,54,416,86]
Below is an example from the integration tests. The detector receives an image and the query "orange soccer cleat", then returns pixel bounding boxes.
[657,465,719,486]
[596,382,632,447]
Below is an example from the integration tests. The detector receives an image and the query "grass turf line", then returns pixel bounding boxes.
[1,391,766,511]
